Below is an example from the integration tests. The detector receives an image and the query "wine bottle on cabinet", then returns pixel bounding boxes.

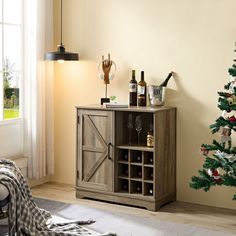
[129,70,137,106]
[159,71,173,87]
[137,71,147,106]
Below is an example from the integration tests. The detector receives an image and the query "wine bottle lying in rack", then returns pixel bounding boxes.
[136,156,142,162]
[122,184,128,191]
[136,186,142,193]
[149,188,153,195]
[149,156,153,164]
[124,154,128,160]
[137,171,142,178]
[149,172,153,179]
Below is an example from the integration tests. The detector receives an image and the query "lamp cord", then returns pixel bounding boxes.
[61,0,63,45]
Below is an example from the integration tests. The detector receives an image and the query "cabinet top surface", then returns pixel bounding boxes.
[76,104,176,112]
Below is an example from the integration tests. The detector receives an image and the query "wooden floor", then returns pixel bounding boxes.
[31,182,236,235]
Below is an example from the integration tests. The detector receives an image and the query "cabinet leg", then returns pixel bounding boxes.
[146,203,159,211]
[76,191,84,199]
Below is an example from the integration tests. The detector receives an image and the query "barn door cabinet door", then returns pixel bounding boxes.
[77,110,114,192]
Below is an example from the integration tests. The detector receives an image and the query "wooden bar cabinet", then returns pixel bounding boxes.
[76,105,176,211]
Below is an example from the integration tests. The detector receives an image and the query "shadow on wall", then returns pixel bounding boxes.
[165,72,216,201]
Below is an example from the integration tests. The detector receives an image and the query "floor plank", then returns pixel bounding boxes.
[31,182,236,234]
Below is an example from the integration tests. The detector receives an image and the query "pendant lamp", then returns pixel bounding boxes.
[44,0,79,61]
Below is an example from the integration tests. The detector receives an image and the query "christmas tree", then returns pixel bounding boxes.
[190,47,236,200]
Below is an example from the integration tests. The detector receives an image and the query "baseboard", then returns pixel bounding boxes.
[28,176,51,187]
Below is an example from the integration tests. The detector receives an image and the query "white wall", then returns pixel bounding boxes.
[0,120,23,158]
[52,0,236,210]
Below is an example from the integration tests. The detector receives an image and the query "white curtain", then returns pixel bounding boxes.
[23,0,54,179]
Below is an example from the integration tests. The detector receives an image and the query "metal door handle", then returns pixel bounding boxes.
[107,142,112,160]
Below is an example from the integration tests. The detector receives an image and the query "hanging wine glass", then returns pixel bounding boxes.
[127,113,133,145]
[135,115,142,146]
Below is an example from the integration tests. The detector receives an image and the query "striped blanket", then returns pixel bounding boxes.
[0,159,116,236]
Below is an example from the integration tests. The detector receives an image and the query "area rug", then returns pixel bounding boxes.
[0,198,234,236]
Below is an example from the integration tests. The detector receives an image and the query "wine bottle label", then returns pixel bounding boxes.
[138,85,145,95]
[129,83,137,92]
[147,134,154,147]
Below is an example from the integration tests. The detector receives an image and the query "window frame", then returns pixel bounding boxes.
[0,0,23,124]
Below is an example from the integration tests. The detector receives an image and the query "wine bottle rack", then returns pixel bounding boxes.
[116,148,154,196]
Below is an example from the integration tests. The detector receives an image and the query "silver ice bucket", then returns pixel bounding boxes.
[148,85,166,106]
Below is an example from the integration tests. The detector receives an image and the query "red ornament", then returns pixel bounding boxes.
[200,146,209,155]
[225,93,232,98]
[212,169,222,183]
[228,116,236,123]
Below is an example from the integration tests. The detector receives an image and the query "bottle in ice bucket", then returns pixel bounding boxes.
[148,71,173,106]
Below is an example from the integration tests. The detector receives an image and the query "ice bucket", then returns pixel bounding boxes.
[148,85,166,106]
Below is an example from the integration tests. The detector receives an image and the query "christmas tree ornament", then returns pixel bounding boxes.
[219,126,231,136]
[227,97,233,105]
[190,46,236,200]
[200,146,209,156]
[229,79,236,92]
[207,169,221,182]
[226,154,236,163]
[229,76,236,83]
[212,169,221,182]
[225,92,232,98]
[207,168,213,176]
[221,135,231,144]
[228,115,236,123]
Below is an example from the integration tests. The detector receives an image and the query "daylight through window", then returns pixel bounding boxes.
[0,0,22,120]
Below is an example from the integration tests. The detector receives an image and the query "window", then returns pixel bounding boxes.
[0,0,22,120]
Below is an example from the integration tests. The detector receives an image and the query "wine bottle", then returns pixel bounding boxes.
[124,153,128,160]
[149,156,153,164]
[147,124,154,147]
[137,71,147,106]
[122,184,128,190]
[136,186,142,193]
[149,172,153,179]
[159,71,173,87]
[136,156,141,162]
[137,171,142,177]
[129,70,137,106]
[149,188,153,195]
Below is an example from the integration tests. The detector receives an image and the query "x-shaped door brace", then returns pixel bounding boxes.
[83,114,109,182]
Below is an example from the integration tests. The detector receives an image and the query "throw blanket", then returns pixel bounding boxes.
[0,160,116,236]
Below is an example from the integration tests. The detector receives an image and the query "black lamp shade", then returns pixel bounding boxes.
[44,44,79,61]
[44,0,79,62]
